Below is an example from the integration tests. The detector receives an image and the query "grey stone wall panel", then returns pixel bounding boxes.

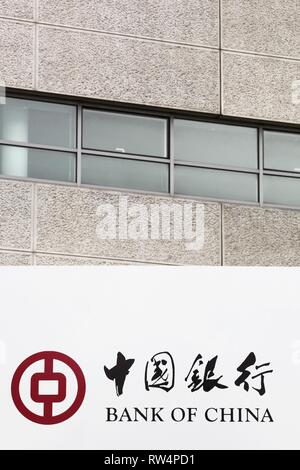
[35,184,221,265]
[222,52,300,123]
[0,180,33,251]
[0,19,34,89]
[0,0,34,20]
[35,254,139,265]
[223,204,300,266]
[222,0,300,59]
[38,0,219,48]
[0,250,32,265]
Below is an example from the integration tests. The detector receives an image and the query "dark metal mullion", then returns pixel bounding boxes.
[82,104,171,120]
[264,170,300,178]
[175,160,259,174]
[0,139,76,153]
[262,126,300,135]
[169,117,175,195]
[82,147,168,160]
[82,149,170,164]
[77,104,82,184]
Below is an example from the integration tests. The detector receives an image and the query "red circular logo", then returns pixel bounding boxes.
[11,351,86,425]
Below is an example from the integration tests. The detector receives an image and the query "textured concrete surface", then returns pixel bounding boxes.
[0,0,34,20]
[222,52,300,124]
[0,250,32,265]
[37,26,220,113]
[38,0,219,48]
[0,19,34,89]
[0,4,300,267]
[35,184,221,265]
[222,0,300,59]
[223,204,300,266]
[0,1,298,126]
[0,180,33,251]
[35,254,139,265]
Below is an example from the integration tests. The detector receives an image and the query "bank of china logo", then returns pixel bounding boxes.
[10,349,274,425]
[11,351,86,425]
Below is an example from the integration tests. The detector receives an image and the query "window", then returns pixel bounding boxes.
[0,94,299,209]
[175,166,258,202]
[263,131,300,207]
[0,97,76,148]
[173,119,258,203]
[82,109,168,192]
[174,120,257,169]
[264,131,300,173]
[82,155,168,193]
[264,176,300,207]
[0,145,75,182]
[0,97,76,181]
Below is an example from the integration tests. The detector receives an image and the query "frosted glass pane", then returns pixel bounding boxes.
[82,154,168,192]
[0,97,76,148]
[0,145,75,182]
[264,131,300,173]
[83,110,167,157]
[175,166,258,202]
[174,119,257,169]
[264,175,300,207]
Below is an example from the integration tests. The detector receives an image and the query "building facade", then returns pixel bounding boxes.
[0,0,299,266]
